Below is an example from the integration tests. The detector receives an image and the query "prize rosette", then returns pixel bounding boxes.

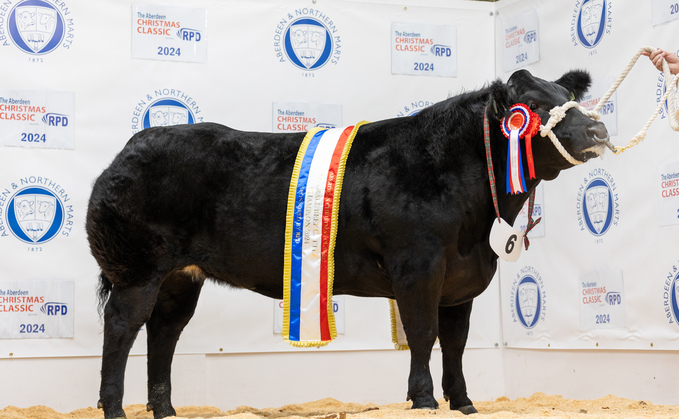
[500,103,541,194]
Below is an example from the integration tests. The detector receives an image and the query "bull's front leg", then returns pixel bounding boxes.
[390,252,444,409]
[438,301,478,414]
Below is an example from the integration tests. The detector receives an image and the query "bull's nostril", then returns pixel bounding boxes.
[587,122,609,140]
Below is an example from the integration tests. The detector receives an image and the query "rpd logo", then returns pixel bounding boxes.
[177,28,201,42]
[576,168,620,239]
[510,266,546,330]
[571,0,612,50]
[524,30,537,44]
[40,301,68,315]
[315,122,336,129]
[131,88,204,134]
[2,0,75,55]
[41,112,68,127]
[663,263,679,325]
[605,292,621,305]
[274,9,342,72]
[396,100,435,117]
[430,44,451,57]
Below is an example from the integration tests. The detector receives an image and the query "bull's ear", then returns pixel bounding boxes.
[554,70,591,101]
[486,79,511,121]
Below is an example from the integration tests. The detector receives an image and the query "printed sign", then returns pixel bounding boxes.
[652,0,679,25]
[513,183,545,238]
[272,102,342,133]
[132,3,206,63]
[579,269,625,330]
[659,161,679,226]
[0,90,74,149]
[0,280,74,338]
[391,22,456,77]
[273,296,345,334]
[580,77,618,136]
[502,10,540,72]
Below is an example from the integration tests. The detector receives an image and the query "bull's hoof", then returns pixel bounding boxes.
[98,400,127,419]
[455,404,478,415]
[147,402,177,419]
[410,397,439,410]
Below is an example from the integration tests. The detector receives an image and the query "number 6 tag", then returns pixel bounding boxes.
[489,218,524,262]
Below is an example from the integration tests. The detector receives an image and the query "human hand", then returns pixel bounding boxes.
[642,48,679,75]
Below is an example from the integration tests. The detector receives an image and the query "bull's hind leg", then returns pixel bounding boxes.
[438,301,477,414]
[99,280,162,419]
[145,269,205,419]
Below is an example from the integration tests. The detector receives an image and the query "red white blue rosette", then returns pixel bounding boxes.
[500,104,541,193]
[502,103,532,138]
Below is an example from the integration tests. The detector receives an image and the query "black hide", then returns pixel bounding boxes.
[87,69,607,419]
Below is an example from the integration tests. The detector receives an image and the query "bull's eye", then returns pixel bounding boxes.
[529,102,538,111]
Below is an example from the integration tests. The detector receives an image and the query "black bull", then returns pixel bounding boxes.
[87,69,609,419]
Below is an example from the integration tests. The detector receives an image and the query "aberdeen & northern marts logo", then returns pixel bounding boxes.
[0,0,75,57]
[0,176,74,247]
[274,8,342,73]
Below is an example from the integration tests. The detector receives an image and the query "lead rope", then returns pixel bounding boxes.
[540,46,679,163]
[484,107,540,249]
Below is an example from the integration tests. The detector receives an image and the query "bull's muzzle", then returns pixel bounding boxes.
[587,122,613,150]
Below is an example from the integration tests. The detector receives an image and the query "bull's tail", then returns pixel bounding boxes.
[97,272,113,317]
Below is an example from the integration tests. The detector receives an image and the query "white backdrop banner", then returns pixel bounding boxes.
[497,0,679,350]
[1,0,676,359]
[0,0,498,358]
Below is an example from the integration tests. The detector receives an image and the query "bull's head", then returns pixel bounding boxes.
[489,69,609,179]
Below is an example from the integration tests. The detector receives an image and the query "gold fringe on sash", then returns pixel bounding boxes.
[389,299,410,351]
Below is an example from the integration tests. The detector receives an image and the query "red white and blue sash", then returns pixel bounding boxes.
[283,122,368,347]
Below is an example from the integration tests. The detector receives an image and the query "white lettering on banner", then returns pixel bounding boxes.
[501,9,540,72]
[0,280,74,338]
[391,22,456,77]
[272,102,342,133]
[651,0,679,25]
[659,161,679,226]
[0,89,75,149]
[579,269,626,330]
[131,3,206,63]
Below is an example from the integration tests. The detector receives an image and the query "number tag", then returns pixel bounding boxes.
[489,218,524,262]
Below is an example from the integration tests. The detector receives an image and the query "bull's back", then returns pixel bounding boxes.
[87,123,305,287]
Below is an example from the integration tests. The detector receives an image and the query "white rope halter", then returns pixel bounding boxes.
[539,46,679,165]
